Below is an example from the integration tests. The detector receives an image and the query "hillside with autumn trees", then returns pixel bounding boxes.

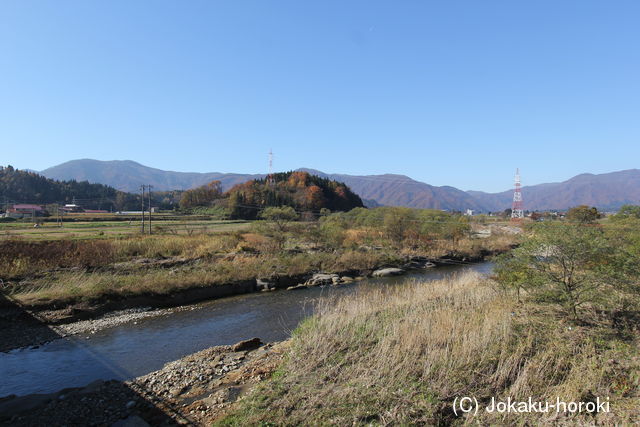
[225,171,364,219]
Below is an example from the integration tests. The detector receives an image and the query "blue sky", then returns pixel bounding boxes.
[1,1,639,192]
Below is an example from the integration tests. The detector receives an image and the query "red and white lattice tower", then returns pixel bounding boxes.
[511,168,524,220]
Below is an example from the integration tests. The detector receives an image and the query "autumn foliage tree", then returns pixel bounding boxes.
[179,181,223,209]
[226,171,363,219]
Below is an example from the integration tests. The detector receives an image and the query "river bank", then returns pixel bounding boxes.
[1,262,495,399]
[0,253,495,354]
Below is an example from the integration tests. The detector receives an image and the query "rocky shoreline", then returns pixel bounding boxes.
[0,338,285,426]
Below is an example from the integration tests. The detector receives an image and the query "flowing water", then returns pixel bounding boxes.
[0,262,493,397]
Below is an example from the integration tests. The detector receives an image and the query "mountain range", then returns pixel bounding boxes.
[40,159,640,212]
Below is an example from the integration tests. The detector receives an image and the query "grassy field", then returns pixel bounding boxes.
[0,215,250,241]
[217,272,640,425]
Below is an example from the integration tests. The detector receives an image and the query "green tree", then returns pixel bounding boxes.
[566,205,600,224]
[260,206,299,232]
[318,212,348,248]
[382,207,416,247]
[494,223,620,320]
[612,204,640,220]
[441,216,470,243]
[256,206,299,251]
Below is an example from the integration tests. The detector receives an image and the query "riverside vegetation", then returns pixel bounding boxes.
[216,207,640,425]
[0,206,515,309]
[2,205,639,424]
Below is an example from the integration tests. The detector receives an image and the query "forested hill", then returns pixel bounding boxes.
[41,159,264,193]
[0,165,127,208]
[226,171,364,219]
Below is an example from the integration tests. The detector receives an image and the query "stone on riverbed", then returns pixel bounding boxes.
[256,278,274,291]
[372,268,405,277]
[231,337,262,352]
[305,273,339,286]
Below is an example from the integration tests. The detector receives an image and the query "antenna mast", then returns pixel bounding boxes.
[267,149,274,185]
[511,168,524,221]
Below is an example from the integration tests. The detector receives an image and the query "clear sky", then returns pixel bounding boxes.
[1,1,639,192]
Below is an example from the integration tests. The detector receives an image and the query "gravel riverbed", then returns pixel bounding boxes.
[52,307,174,336]
[0,338,285,426]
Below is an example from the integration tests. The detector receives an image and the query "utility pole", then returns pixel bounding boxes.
[140,185,146,233]
[147,185,153,235]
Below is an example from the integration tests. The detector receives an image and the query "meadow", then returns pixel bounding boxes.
[0,213,250,241]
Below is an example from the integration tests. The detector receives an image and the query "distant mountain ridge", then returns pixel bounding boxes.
[295,168,486,212]
[41,159,265,193]
[468,169,640,211]
[39,159,640,212]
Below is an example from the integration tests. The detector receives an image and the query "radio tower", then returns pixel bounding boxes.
[267,149,274,186]
[511,168,524,221]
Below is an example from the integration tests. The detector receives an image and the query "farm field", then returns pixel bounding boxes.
[0,214,250,241]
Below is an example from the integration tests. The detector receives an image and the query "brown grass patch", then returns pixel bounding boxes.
[219,273,639,425]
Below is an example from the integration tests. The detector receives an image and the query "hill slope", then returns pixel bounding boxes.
[0,166,125,209]
[41,160,482,211]
[39,159,640,211]
[41,159,263,193]
[296,168,484,211]
[469,169,640,211]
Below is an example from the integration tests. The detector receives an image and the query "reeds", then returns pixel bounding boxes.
[223,272,639,425]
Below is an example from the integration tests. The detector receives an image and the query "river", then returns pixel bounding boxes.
[0,262,493,397]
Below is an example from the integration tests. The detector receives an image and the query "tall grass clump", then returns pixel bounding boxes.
[220,272,639,425]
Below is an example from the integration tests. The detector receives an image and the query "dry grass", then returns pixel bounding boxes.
[0,234,244,279]
[7,250,393,306]
[220,272,639,425]
[0,223,517,307]
[412,233,517,259]
[9,254,270,305]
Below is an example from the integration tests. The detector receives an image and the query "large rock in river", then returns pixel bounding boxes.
[305,273,340,286]
[372,268,405,277]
